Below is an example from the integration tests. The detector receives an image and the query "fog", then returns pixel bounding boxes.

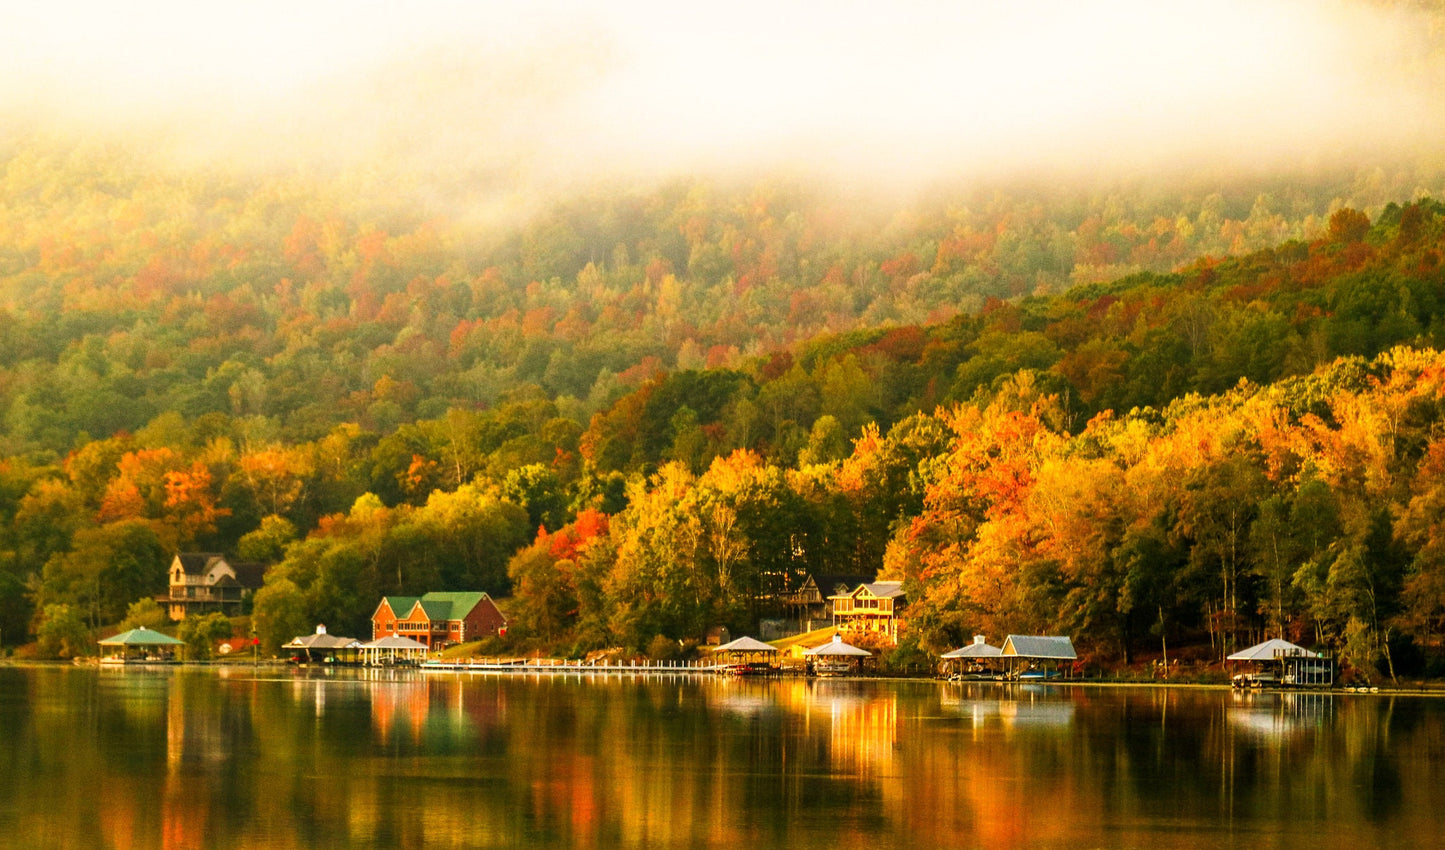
[5,0,1443,204]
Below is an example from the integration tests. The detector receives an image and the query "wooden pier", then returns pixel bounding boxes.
[420,657,732,676]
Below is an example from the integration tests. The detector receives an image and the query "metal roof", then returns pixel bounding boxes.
[712,636,778,653]
[1227,638,1320,661]
[861,581,905,598]
[284,633,361,650]
[360,635,430,649]
[382,592,491,623]
[1000,635,1077,660]
[417,599,454,620]
[98,628,186,646]
[942,641,1002,658]
[804,636,872,657]
[378,596,419,618]
[828,580,905,600]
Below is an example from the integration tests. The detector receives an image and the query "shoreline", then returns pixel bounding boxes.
[14,657,1445,696]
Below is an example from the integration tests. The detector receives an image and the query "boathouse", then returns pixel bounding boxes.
[941,635,1003,677]
[283,625,362,663]
[358,635,430,666]
[804,633,872,676]
[1000,634,1077,679]
[98,627,187,663]
[1227,638,1333,688]
[711,636,780,675]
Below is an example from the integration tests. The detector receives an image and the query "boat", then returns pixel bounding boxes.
[1018,669,1061,681]
[726,661,778,677]
[1231,671,1279,689]
[811,659,853,677]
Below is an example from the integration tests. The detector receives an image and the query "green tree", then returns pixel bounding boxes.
[237,514,298,563]
[251,578,311,654]
[177,612,232,660]
[119,597,170,632]
[37,519,166,629]
[35,604,90,659]
[502,464,568,532]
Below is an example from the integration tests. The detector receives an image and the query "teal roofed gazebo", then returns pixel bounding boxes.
[98,627,186,663]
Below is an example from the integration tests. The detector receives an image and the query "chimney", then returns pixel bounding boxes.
[316,624,327,635]
[974,635,986,645]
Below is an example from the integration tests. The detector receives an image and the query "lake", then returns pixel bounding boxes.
[0,665,1432,848]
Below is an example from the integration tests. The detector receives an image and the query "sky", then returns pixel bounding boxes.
[3,0,1442,198]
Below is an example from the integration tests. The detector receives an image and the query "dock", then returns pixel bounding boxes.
[420,657,733,676]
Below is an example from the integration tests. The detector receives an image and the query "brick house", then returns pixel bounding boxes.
[166,553,267,621]
[370,592,507,649]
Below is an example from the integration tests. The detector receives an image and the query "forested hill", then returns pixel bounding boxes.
[586,201,1445,475]
[0,137,1435,459]
[295,197,1445,675]
[8,133,1445,668]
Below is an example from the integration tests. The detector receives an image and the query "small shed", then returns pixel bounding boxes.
[1227,638,1332,688]
[1000,634,1077,679]
[359,634,430,666]
[98,627,187,663]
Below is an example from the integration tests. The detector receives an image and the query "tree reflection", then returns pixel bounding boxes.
[0,668,1439,847]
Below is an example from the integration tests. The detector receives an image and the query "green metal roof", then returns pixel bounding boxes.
[98,628,185,646]
[420,592,487,619]
[382,592,489,622]
[380,596,420,617]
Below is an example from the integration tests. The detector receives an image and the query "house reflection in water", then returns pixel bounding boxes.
[162,674,249,850]
[812,680,898,777]
[1228,690,1334,741]
[939,684,1077,732]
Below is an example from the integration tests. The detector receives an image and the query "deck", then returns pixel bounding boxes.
[420,658,774,676]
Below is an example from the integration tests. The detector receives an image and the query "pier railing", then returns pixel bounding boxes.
[419,657,739,675]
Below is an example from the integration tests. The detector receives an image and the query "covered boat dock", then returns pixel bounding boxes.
[941,635,1004,679]
[1228,638,1333,688]
[803,634,872,676]
[711,636,780,675]
[98,627,187,663]
[1000,635,1077,680]
[359,635,430,666]
[284,625,362,664]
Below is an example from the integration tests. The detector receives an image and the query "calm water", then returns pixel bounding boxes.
[0,666,1435,848]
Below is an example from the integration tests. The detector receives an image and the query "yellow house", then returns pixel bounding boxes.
[166,553,267,621]
[829,581,906,645]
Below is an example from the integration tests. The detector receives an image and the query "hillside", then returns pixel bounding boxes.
[6,135,1445,674]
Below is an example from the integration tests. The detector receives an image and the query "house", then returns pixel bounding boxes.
[370,592,507,649]
[829,581,906,645]
[782,573,874,631]
[166,553,267,621]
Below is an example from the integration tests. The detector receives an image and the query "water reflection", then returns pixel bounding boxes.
[1227,690,1333,741]
[942,682,1077,730]
[1,668,1441,847]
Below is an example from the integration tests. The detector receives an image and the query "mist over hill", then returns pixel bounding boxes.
[9,2,1445,672]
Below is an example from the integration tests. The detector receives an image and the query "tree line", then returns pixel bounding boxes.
[8,130,1445,667]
